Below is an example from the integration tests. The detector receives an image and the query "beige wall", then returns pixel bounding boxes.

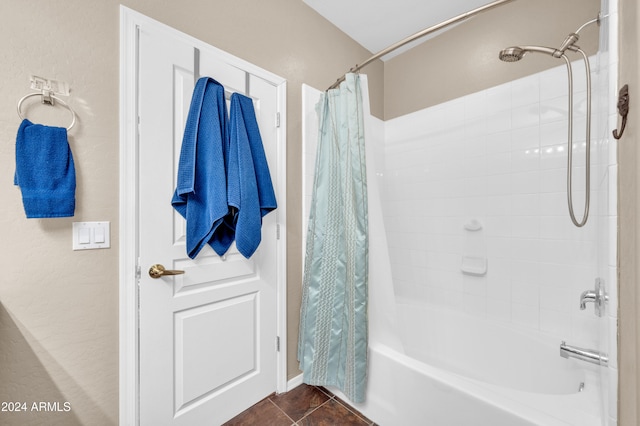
[2,0,636,425]
[0,1,382,425]
[384,0,600,119]
[618,0,639,423]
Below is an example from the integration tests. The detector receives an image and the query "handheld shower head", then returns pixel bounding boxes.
[498,47,525,62]
[498,45,559,62]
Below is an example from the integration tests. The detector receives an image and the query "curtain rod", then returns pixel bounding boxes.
[327,0,517,90]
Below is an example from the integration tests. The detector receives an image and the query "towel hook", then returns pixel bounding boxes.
[17,91,77,131]
[612,84,629,140]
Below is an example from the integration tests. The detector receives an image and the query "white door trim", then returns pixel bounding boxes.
[118,7,287,425]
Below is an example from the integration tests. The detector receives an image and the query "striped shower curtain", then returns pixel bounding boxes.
[298,73,369,403]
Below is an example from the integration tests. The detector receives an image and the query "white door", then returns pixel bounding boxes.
[137,23,282,426]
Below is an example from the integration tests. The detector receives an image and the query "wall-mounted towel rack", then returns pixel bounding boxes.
[17,93,77,131]
[16,75,77,131]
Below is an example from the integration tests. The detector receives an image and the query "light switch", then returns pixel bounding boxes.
[78,227,91,244]
[73,221,110,250]
[94,227,105,243]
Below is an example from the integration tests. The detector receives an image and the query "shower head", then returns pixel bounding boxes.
[498,47,525,62]
[499,45,560,62]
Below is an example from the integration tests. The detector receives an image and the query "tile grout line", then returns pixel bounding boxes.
[266,398,297,425]
[332,397,374,425]
[282,391,335,424]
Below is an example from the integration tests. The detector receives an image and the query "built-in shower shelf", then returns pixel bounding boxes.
[461,256,487,276]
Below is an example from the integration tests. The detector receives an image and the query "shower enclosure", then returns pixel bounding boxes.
[302,0,617,424]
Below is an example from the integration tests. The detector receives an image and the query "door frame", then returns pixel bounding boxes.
[118,6,288,425]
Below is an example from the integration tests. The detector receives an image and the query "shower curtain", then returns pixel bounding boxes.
[298,73,369,403]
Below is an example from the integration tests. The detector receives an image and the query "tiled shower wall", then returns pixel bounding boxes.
[382,54,617,352]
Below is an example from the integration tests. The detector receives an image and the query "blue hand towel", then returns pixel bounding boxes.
[14,119,76,218]
[226,93,277,258]
[172,77,230,259]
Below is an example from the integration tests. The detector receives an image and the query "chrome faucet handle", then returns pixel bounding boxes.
[579,278,608,317]
[579,290,597,310]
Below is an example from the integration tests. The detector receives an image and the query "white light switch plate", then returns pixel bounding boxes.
[73,222,110,250]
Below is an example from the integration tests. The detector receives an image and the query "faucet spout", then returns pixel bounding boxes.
[578,278,609,316]
[560,341,608,366]
[579,290,597,310]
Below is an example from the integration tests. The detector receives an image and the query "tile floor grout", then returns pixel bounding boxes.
[266,398,296,425]
[224,383,375,425]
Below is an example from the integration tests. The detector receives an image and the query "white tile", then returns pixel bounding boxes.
[512,104,540,129]
[512,304,540,330]
[512,279,539,308]
[511,216,540,239]
[511,194,540,216]
[486,83,512,113]
[540,120,568,147]
[465,91,488,120]
[511,147,540,173]
[485,195,511,217]
[539,192,566,216]
[539,216,571,240]
[463,275,487,296]
[487,269,511,302]
[512,75,540,108]
[538,263,575,289]
[485,152,511,175]
[463,292,486,318]
[486,174,511,196]
[540,309,571,337]
[486,237,512,259]
[539,144,567,171]
[540,95,569,124]
[484,216,512,238]
[540,168,565,194]
[540,285,574,312]
[512,126,540,152]
[510,170,541,195]
[486,130,512,154]
[485,109,512,134]
[487,299,511,322]
[540,66,568,101]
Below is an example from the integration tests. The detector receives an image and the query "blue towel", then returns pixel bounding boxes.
[172,77,230,259]
[226,93,277,258]
[14,119,76,218]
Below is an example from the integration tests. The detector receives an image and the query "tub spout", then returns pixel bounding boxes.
[560,341,608,367]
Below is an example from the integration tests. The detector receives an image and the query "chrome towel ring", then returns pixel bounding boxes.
[17,92,77,131]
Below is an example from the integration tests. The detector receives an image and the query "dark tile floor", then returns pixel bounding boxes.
[223,383,376,425]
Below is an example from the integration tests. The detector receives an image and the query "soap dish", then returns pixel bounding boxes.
[461,256,487,276]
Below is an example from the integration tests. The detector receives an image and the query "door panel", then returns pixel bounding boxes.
[138,23,279,425]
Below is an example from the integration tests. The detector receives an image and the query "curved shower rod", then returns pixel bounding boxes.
[326,0,517,91]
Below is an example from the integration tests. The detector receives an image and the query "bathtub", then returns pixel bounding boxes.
[331,301,603,426]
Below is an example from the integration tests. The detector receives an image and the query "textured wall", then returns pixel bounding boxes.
[0,1,119,425]
[383,0,601,119]
[617,0,640,422]
[0,1,383,425]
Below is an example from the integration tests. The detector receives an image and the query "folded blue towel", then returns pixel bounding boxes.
[172,77,230,259]
[14,119,76,218]
[226,93,277,258]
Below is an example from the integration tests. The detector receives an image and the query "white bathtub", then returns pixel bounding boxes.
[332,301,603,426]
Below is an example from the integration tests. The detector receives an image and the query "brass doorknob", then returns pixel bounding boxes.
[149,264,185,279]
